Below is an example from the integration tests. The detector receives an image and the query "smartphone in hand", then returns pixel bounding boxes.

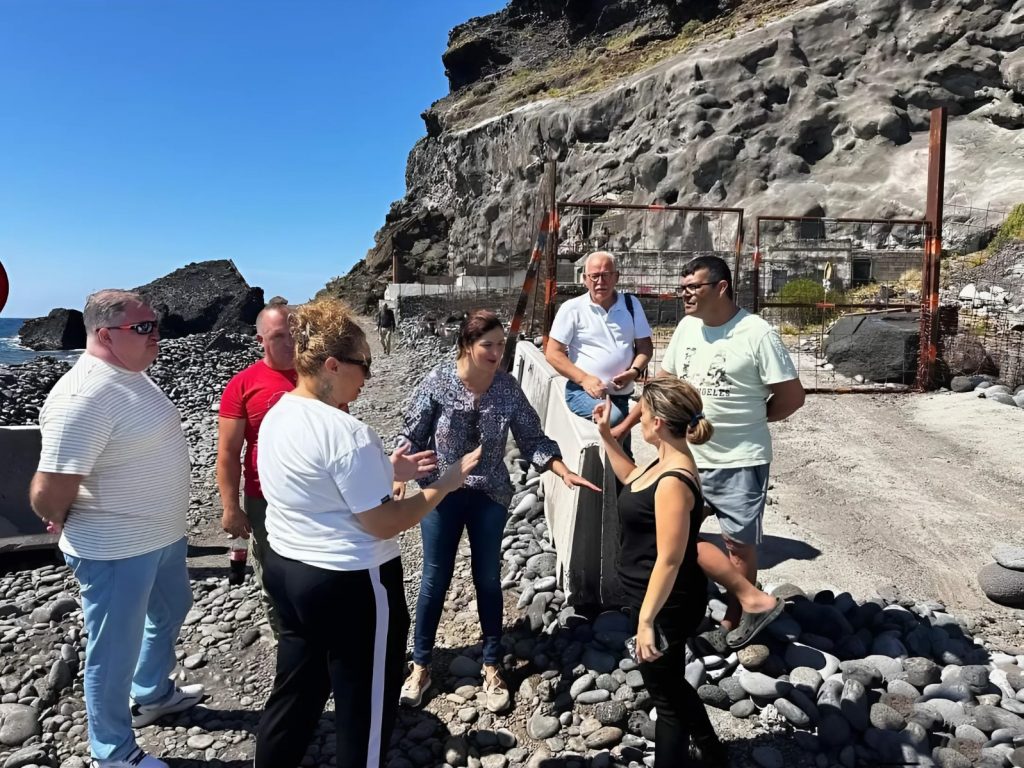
[624,624,669,663]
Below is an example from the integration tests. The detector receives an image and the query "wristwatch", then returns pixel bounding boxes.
[630,366,643,376]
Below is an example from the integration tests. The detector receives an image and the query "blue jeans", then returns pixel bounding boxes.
[414,489,507,666]
[64,536,192,761]
[564,382,633,456]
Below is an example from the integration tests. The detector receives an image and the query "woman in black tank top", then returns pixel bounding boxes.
[595,378,728,767]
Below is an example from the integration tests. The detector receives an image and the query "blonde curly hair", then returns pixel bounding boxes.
[290,298,366,377]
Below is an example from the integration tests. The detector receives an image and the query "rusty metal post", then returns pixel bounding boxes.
[733,211,744,307]
[542,161,559,339]
[916,107,947,391]
[752,219,762,313]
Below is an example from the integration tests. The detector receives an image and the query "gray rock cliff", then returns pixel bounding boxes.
[323,0,1024,310]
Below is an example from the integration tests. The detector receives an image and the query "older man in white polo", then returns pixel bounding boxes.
[30,289,203,768]
[545,251,653,452]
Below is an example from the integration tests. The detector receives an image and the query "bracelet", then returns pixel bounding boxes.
[630,366,643,375]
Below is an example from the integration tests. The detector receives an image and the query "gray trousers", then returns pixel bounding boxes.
[244,495,280,638]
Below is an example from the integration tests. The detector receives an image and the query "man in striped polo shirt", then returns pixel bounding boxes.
[30,290,204,768]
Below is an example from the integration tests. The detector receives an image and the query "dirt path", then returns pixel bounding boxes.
[635,390,1023,625]
[750,392,1022,618]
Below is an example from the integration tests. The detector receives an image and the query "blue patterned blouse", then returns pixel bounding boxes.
[398,361,562,508]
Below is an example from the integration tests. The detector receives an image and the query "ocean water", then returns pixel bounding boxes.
[0,318,82,367]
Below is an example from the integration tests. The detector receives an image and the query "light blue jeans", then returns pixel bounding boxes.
[564,382,633,457]
[64,536,192,761]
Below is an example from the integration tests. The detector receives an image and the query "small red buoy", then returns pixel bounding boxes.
[0,260,8,314]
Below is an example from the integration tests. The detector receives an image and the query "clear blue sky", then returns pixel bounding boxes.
[0,0,505,318]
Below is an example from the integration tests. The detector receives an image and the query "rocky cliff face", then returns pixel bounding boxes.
[323,0,1024,310]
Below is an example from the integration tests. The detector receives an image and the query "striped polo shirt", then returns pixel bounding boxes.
[37,353,191,560]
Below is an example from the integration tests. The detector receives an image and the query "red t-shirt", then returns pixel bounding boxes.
[219,360,297,499]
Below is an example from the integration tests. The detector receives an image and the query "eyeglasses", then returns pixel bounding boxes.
[338,356,372,378]
[105,321,158,335]
[675,281,719,296]
[584,272,616,283]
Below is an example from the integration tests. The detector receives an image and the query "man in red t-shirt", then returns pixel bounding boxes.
[217,300,297,638]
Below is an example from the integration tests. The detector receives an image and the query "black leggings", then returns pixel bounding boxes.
[634,603,717,766]
[255,548,410,768]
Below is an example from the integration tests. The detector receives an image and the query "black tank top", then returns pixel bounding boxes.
[617,461,707,611]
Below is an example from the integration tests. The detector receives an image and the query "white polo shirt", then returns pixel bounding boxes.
[549,292,653,395]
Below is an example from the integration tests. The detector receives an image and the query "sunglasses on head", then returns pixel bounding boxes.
[338,356,372,378]
[105,321,158,335]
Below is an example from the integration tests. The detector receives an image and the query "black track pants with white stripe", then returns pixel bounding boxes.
[255,548,410,768]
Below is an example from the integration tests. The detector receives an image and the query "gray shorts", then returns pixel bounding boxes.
[699,464,770,546]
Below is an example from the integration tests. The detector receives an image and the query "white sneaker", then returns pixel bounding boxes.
[93,748,169,767]
[130,683,205,727]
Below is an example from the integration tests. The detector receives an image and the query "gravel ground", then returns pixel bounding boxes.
[2,322,1024,768]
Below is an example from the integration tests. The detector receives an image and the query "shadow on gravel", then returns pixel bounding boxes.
[164,760,254,768]
[701,531,822,570]
[187,543,229,558]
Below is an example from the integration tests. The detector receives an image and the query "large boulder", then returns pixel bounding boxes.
[135,260,263,338]
[17,309,86,351]
[823,312,920,384]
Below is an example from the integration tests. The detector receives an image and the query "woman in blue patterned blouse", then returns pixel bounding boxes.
[397,309,598,713]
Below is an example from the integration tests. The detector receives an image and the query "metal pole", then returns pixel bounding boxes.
[542,161,559,340]
[916,107,947,391]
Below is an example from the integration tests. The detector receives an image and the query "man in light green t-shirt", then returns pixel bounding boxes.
[618,256,805,637]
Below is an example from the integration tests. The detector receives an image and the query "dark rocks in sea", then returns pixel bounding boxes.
[18,260,264,351]
[17,309,86,352]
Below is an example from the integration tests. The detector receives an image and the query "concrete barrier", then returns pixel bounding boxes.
[514,343,625,605]
[0,426,54,552]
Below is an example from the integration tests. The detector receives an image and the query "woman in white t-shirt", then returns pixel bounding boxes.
[253,299,479,768]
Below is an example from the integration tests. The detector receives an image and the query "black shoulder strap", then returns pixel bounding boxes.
[624,292,635,320]
[658,469,702,500]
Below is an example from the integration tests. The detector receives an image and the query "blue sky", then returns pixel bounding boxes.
[0,0,505,317]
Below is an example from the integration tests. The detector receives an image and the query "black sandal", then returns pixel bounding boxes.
[725,598,784,649]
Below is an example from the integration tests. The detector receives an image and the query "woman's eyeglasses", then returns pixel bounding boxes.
[105,321,158,335]
[338,356,372,378]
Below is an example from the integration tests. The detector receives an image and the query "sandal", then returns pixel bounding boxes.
[399,665,431,708]
[725,597,785,649]
[482,665,511,713]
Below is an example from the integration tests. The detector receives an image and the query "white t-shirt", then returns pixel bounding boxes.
[549,292,653,395]
[257,394,398,571]
[661,309,798,469]
[37,353,190,560]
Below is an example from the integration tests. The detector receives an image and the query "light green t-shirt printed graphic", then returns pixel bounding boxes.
[661,309,797,469]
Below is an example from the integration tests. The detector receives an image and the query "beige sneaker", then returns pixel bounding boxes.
[399,665,431,708]
[482,665,511,713]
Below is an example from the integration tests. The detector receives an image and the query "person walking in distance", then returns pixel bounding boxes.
[30,289,203,768]
[377,302,396,355]
[217,298,297,638]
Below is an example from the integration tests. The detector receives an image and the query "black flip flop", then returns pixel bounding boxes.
[725,598,785,649]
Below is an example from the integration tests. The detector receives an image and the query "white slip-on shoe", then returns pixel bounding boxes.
[130,683,205,727]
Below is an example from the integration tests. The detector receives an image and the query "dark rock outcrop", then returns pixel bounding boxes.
[17,309,86,351]
[136,260,263,338]
[823,312,920,384]
[20,260,263,349]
